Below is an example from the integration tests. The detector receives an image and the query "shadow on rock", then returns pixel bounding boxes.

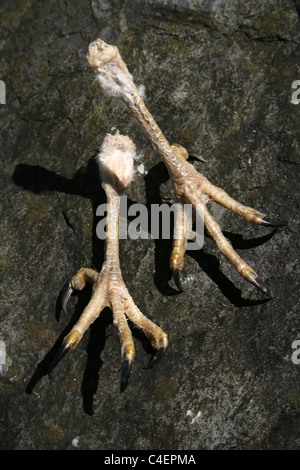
[14,158,275,412]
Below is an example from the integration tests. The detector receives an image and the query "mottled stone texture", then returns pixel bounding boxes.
[0,0,299,450]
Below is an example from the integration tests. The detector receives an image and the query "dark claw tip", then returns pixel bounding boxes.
[252,276,272,298]
[260,217,288,228]
[186,147,206,163]
[120,359,132,392]
[147,346,167,369]
[47,342,72,375]
[172,268,184,292]
[189,153,206,163]
[61,280,73,313]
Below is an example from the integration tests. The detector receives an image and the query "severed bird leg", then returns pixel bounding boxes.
[87,39,287,296]
[48,132,168,389]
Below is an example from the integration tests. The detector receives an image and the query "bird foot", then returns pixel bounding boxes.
[87,39,288,298]
[48,132,168,390]
[48,266,168,390]
[168,156,287,296]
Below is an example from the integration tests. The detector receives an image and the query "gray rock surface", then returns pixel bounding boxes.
[0,0,299,450]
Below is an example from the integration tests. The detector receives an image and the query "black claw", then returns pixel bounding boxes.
[189,153,206,163]
[259,217,288,228]
[172,268,184,292]
[148,346,167,369]
[186,148,206,163]
[61,280,73,313]
[252,276,272,298]
[120,359,132,392]
[47,341,72,375]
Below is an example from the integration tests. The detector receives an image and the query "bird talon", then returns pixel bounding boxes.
[172,268,184,292]
[120,358,133,391]
[61,280,73,313]
[148,345,167,369]
[187,149,206,163]
[47,340,72,375]
[148,335,168,368]
[251,276,272,298]
[241,269,272,298]
[48,330,81,375]
[258,217,288,228]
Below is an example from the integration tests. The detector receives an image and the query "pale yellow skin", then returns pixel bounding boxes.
[58,134,168,381]
[50,40,285,384]
[65,183,168,363]
[87,39,280,292]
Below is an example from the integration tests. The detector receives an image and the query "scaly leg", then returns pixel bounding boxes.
[170,200,193,291]
[49,133,168,388]
[197,176,287,227]
[202,205,271,296]
[87,40,287,295]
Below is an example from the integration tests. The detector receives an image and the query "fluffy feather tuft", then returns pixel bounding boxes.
[97,132,136,192]
[88,39,134,100]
